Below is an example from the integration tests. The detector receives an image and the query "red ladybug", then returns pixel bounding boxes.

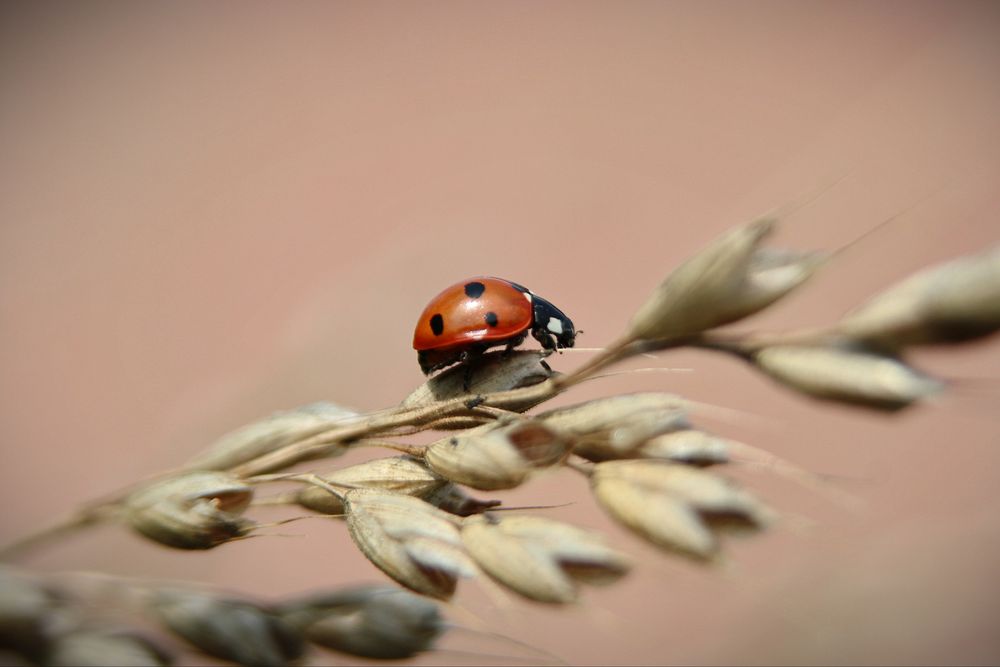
[413,277,577,375]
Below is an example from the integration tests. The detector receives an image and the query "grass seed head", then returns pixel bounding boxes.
[279,585,444,660]
[185,402,357,471]
[636,429,732,466]
[424,419,571,490]
[44,630,173,667]
[461,515,631,604]
[151,590,303,667]
[0,567,58,658]
[838,245,1000,348]
[402,350,555,416]
[751,344,943,410]
[591,461,771,559]
[123,472,255,550]
[296,456,446,515]
[539,393,689,461]
[343,489,475,600]
[628,219,823,341]
[420,483,502,516]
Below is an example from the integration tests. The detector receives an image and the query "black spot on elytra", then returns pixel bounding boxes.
[464,281,486,298]
[430,313,444,336]
[484,311,498,327]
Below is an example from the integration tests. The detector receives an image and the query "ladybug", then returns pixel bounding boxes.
[413,277,577,376]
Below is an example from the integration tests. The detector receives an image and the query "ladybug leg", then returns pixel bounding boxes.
[531,326,558,355]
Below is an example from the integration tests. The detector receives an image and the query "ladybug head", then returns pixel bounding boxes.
[530,295,576,350]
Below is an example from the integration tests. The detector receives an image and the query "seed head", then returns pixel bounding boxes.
[279,585,444,659]
[628,219,823,341]
[45,630,173,667]
[123,472,255,550]
[295,456,446,515]
[0,567,57,658]
[751,344,943,410]
[538,393,689,461]
[636,429,732,466]
[462,515,630,604]
[343,489,475,600]
[185,402,357,471]
[591,460,772,559]
[421,483,502,516]
[402,350,555,417]
[151,590,303,667]
[838,245,1000,348]
[424,419,571,490]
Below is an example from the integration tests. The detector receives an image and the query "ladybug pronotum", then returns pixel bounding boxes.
[412,277,577,376]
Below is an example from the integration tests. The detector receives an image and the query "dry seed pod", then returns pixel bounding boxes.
[637,429,732,466]
[421,483,502,516]
[838,245,1000,348]
[538,393,689,461]
[45,630,172,667]
[628,219,822,341]
[344,489,475,600]
[295,456,446,515]
[185,401,358,471]
[592,460,771,559]
[402,350,555,417]
[423,419,570,490]
[462,515,630,604]
[752,344,943,410]
[0,567,57,658]
[151,590,303,667]
[279,585,444,659]
[123,472,255,549]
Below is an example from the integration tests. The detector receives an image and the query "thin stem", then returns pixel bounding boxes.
[0,505,118,561]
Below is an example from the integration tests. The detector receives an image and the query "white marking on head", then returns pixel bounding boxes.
[546,316,564,335]
[523,292,533,303]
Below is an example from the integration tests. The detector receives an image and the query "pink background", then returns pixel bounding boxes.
[2,2,999,664]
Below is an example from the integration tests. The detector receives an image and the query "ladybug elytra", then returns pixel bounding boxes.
[412,277,577,375]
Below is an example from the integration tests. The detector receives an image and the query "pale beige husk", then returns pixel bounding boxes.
[151,589,303,666]
[538,393,689,460]
[123,472,255,550]
[185,401,359,471]
[423,419,570,490]
[591,460,772,558]
[402,350,555,415]
[45,630,171,667]
[628,219,824,341]
[752,344,943,409]
[461,515,630,603]
[343,489,475,600]
[838,245,1000,347]
[278,585,444,660]
[636,429,732,465]
[295,456,446,515]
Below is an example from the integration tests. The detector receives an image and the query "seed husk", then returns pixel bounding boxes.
[751,344,943,410]
[838,245,1000,348]
[185,402,358,471]
[592,460,772,559]
[123,472,255,550]
[343,489,474,600]
[462,515,630,604]
[151,590,303,667]
[279,585,444,659]
[538,393,689,461]
[424,419,571,490]
[636,429,732,466]
[402,350,555,418]
[295,456,446,515]
[45,630,173,667]
[628,219,822,342]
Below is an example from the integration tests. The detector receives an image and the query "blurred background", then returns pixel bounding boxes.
[2,1,999,664]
